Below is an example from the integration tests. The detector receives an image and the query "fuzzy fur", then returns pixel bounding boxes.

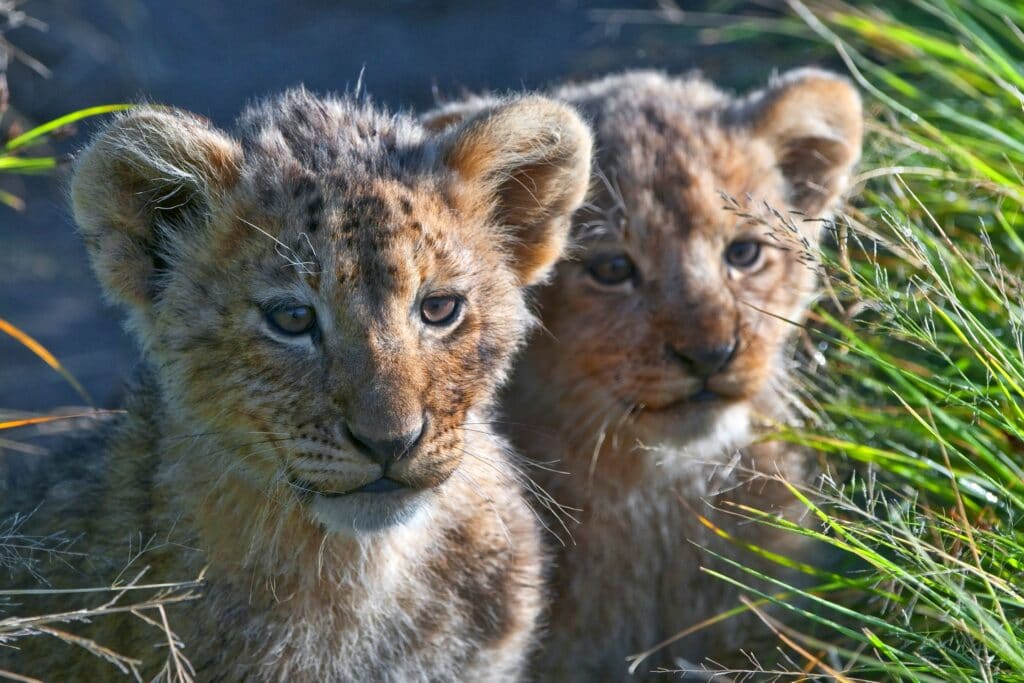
[1,89,592,681]
[426,69,862,680]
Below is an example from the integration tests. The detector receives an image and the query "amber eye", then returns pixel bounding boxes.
[266,304,317,336]
[725,240,763,269]
[421,295,462,326]
[586,253,637,286]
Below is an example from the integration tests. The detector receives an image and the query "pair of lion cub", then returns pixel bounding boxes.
[3,67,861,681]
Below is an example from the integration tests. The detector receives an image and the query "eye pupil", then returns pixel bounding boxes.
[587,253,636,286]
[421,295,461,325]
[267,304,316,335]
[726,241,762,268]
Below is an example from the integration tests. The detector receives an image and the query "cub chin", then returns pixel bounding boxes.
[1,90,592,681]
[426,69,862,680]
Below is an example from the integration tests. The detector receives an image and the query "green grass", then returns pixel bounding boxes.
[693,1,1024,680]
[0,103,132,210]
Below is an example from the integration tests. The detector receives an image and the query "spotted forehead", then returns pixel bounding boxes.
[267,175,461,292]
[588,119,784,244]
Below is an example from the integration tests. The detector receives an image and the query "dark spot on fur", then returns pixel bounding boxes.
[399,197,413,215]
[258,184,277,208]
[307,194,324,232]
[352,195,388,221]
[476,342,501,371]
[291,107,309,127]
[147,227,173,297]
[292,175,316,199]
[360,254,396,293]
[326,171,349,194]
[640,102,670,136]
[448,384,466,410]
[340,194,389,234]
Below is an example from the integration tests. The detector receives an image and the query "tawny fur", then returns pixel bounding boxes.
[426,69,862,680]
[1,89,592,681]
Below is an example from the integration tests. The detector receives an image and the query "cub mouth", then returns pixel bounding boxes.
[687,388,721,403]
[291,476,408,498]
[298,475,431,533]
[640,389,728,413]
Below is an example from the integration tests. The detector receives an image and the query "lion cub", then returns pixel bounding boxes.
[427,69,862,679]
[1,90,591,681]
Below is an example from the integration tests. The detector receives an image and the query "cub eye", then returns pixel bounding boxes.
[421,295,462,326]
[725,240,763,269]
[586,253,637,286]
[266,304,317,336]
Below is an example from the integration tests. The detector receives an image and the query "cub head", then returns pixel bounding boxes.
[544,69,861,450]
[426,70,860,458]
[72,90,591,531]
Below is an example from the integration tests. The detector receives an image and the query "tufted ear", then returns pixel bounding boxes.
[733,68,862,216]
[432,96,593,286]
[71,107,242,311]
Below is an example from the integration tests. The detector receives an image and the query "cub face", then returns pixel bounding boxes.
[72,91,591,532]
[547,69,862,448]
[423,70,861,456]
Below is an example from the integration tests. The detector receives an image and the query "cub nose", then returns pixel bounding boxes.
[346,421,426,467]
[667,340,738,377]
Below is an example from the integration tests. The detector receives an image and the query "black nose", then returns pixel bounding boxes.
[346,421,425,467]
[668,340,738,376]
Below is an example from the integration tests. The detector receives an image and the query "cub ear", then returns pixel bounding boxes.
[433,96,593,286]
[71,107,242,310]
[421,95,500,133]
[734,68,862,216]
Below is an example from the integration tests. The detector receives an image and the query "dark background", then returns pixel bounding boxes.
[0,0,814,413]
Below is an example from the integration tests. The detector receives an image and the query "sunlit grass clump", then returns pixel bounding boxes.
[713,1,1024,680]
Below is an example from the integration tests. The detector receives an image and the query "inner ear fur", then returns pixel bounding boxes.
[434,96,593,286]
[733,68,863,216]
[71,107,242,309]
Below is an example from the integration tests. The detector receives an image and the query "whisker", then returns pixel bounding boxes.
[235,215,319,274]
[454,444,578,546]
[449,468,513,546]
[454,427,568,474]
